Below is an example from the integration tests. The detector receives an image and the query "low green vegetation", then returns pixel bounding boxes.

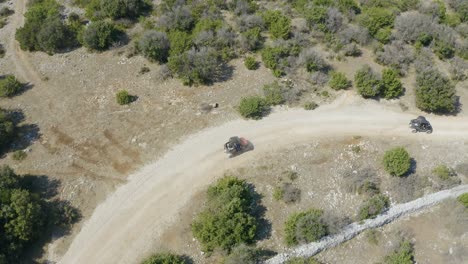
[457,193,468,208]
[358,7,395,37]
[12,150,27,161]
[140,253,188,264]
[224,244,260,264]
[263,81,285,106]
[383,240,415,264]
[244,56,258,70]
[354,65,382,98]
[116,90,133,105]
[137,31,170,63]
[285,209,328,246]
[358,194,390,220]
[238,96,267,119]
[329,71,351,90]
[304,101,318,110]
[192,176,260,252]
[381,68,403,99]
[432,165,455,180]
[383,147,411,177]
[0,75,23,97]
[262,10,291,40]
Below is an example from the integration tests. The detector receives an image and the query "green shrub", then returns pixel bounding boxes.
[192,18,223,35]
[285,257,322,264]
[416,33,433,47]
[381,68,403,99]
[98,0,150,19]
[81,20,119,51]
[238,96,267,119]
[375,27,392,44]
[0,75,22,97]
[415,69,456,113]
[167,30,192,57]
[304,101,318,110]
[329,71,351,90]
[137,30,170,63]
[224,244,259,264]
[285,209,328,246]
[457,193,468,208]
[192,176,259,252]
[262,10,291,39]
[261,45,291,77]
[383,147,411,177]
[303,5,328,32]
[273,186,283,201]
[358,194,390,220]
[141,253,187,264]
[240,27,263,51]
[116,90,133,105]
[433,40,455,60]
[12,150,27,161]
[358,7,395,36]
[383,240,414,264]
[244,56,258,70]
[354,65,382,98]
[263,81,284,105]
[432,165,455,180]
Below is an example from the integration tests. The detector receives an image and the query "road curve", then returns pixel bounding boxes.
[60,94,468,264]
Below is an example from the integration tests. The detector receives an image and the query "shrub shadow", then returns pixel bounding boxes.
[248,184,272,241]
[0,109,41,157]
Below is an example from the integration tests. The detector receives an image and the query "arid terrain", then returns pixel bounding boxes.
[0,0,467,263]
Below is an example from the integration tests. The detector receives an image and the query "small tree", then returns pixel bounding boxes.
[354,65,382,98]
[381,68,403,99]
[116,90,132,105]
[262,10,291,39]
[138,31,170,63]
[141,253,187,264]
[415,69,456,113]
[329,71,351,90]
[383,147,411,177]
[358,194,390,220]
[285,209,328,246]
[238,96,267,119]
[81,20,119,51]
[0,75,22,97]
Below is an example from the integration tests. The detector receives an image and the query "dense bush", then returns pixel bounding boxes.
[415,69,457,113]
[81,20,120,51]
[157,5,194,32]
[376,41,414,75]
[239,27,263,51]
[328,71,351,90]
[224,244,259,264]
[98,0,149,19]
[383,240,414,264]
[358,7,395,36]
[304,101,318,110]
[358,194,390,220]
[238,96,267,119]
[15,0,78,53]
[285,209,328,246]
[167,30,192,56]
[0,75,23,97]
[338,25,371,45]
[285,257,321,264]
[393,12,435,43]
[237,14,264,32]
[141,253,187,264]
[0,109,15,149]
[116,90,132,105]
[325,8,344,33]
[448,57,468,81]
[137,30,170,63]
[168,47,224,86]
[433,40,455,59]
[381,68,403,99]
[383,147,411,177]
[458,193,468,207]
[192,176,259,252]
[297,48,328,73]
[244,56,258,70]
[448,0,468,22]
[342,43,362,56]
[262,10,291,39]
[354,65,382,98]
[261,45,293,77]
[263,81,285,105]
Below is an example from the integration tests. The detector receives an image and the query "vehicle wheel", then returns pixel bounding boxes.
[426,130,432,134]
[412,129,417,133]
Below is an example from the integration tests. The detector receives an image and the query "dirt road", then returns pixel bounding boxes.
[59,93,468,264]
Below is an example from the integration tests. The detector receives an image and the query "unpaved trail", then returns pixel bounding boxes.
[266,184,468,264]
[60,93,468,264]
[8,0,43,84]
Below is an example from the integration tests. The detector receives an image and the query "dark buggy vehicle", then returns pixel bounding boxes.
[224,136,252,158]
[409,116,432,134]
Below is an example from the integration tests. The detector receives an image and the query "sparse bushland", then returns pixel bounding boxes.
[432,165,456,180]
[263,81,285,106]
[238,96,267,119]
[224,244,260,264]
[328,71,351,90]
[415,69,457,114]
[140,253,188,264]
[285,209,328,246]
[297,48,329,73]
[167,30,193,57]
[304,101,318,110]
[273,182,301,203]
[261,43,299,77]
[458,193,468,207]
[192,176,260,252]
[0,75,23,97]
[16,0,79,54]
[81,20,121,51]
[381,68,403,99]
[358,7,395,36]
[383,147,411,177]
[239,26,264,52]
[358,194,390,220]
[0,166,80,263]
[137,30,170,63]
[382,240,415,264]
[376,41,414,76]
[354,65,382,98]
